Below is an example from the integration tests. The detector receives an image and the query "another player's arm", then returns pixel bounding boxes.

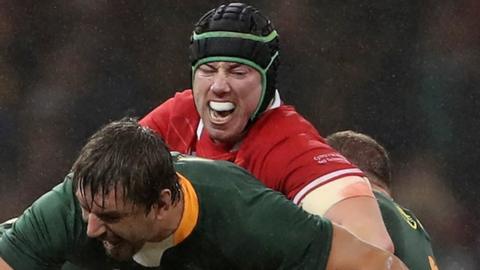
[326,223,408,270]
[300,175,394,252]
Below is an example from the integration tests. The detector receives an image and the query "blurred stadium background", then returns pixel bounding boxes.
[1,1,479,268]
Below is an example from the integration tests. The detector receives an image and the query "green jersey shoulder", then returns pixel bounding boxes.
[375,191,438,270]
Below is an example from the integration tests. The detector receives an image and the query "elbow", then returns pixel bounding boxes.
[387,240,395,253]
[356,229,394,253]
[360,226,395,252]
[378,235,395,253]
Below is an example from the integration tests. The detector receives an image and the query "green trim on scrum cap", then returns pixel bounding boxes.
[192,52,279,120]
[193,30,278,43]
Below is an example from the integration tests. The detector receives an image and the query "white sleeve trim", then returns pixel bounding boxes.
[292,168,364,204]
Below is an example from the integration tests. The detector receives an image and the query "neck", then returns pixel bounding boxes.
[366,174,391,198]
[211,133,245,149]
[372,185,391,198]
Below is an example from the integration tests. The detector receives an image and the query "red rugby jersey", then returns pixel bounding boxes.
[140,89,363,201]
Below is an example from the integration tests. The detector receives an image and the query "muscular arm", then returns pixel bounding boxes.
[327,224,407,270]
[300,176,394,252]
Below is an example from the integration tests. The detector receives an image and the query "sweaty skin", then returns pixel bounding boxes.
[193,62,262,145]
[326,224,407,270]
[301,176,394,252]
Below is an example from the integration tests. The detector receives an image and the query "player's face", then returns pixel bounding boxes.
[193,61,262,144]
[75,186,159,261]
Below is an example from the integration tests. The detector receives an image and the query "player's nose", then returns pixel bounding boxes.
[86,213,106,238]
[210,73,231,96]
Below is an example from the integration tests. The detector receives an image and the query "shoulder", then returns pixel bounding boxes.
[164,89,198,121]
[140,89,199,147]
[174,155,264,193]
[24,175,80,232]
[166,89,195,108]
[258,105,319,132]
[245,105,323,146]
[0,175,83,268]
[375,191,429,234]
[32,175,78,214]
[175,155,252,178]
[143,89,194,114]
[172,89,194,101]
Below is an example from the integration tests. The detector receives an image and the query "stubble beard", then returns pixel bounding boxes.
[104,240,141,262]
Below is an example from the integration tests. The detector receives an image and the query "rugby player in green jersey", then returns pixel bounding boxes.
[0,118,407,269]
[327,130,439,270]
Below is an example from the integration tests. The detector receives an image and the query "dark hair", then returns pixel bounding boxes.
[71,117,180,213]
[189,3,280,121]
[326,130,392,189]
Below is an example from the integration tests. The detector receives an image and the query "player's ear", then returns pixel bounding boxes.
[153,189,173,220]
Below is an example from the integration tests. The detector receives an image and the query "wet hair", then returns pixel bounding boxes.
[326,130,392,189]
[189,2,280,121]
[71,117,180,213]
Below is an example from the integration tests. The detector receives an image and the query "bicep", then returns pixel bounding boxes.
[299,176,373,215]
[327,224,407,270]
[324,193,394,252]
[299,176,394,251]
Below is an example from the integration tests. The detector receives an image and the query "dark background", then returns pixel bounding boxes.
[1,1,478,268]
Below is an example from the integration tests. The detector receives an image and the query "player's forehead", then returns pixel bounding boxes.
[75,184,133,213]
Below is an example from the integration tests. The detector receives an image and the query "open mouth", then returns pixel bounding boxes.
[208,101,235,121]
[103,239,121,250]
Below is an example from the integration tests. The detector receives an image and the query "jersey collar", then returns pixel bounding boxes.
[133,173,199,267]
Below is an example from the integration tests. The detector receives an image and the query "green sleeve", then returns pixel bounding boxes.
[0,177,80,269]
[0,218,16,238]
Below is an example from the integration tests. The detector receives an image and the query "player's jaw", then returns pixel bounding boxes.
[202,99,251,144]
[208,100,235,125]
[100,233,143,261]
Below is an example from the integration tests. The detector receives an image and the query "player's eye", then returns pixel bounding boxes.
[231,69,247,76]
[198,65,216,74]
[230,65,250,76]
[99,214,122,224]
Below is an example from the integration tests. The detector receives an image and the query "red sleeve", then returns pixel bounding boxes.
[237,106,363,201]
[261,135,364,201]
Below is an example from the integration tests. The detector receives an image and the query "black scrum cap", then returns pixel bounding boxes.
[189,3,280,121]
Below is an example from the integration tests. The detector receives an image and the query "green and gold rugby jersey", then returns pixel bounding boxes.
[0,174,137,269]
[375,191,438,270]
[0,154,332,269]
